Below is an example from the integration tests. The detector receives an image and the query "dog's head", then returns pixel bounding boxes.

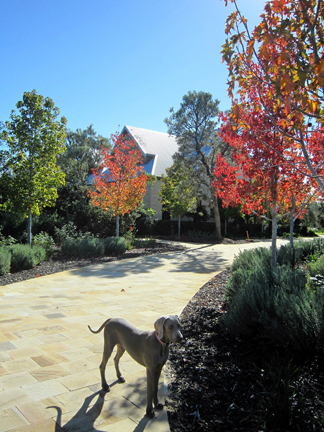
[154,315,183,344]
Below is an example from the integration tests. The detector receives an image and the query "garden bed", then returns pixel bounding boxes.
[166,271,324,432]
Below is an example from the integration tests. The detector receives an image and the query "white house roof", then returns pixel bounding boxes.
[122,125,179,177]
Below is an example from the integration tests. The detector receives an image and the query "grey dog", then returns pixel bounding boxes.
[88,315,182,418]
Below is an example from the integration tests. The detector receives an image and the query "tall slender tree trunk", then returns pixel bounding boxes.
[270,172,278,267]
[178,215,181,238]
[213,194,222,240]
[289,195,296,247]
[27,209,32,246]
[271,203,277,268]
[116,214,120,238]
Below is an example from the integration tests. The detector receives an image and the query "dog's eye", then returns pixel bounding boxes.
[169,325,174,330]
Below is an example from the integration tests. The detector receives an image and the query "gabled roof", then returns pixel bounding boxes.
[122,125,179,177]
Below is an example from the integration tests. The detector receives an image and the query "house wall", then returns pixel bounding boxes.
[143,179,163,219]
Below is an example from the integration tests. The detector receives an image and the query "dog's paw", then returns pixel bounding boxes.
[118,375,125,383]
[145,410,155,418]
[102,384,110,392]
[155,403,163,410]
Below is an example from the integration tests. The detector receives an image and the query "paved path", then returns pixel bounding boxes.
[0,239,290,432]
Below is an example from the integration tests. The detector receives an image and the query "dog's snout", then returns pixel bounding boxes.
[177,332,183,343]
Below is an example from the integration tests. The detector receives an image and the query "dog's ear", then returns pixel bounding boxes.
[154,316,167,339]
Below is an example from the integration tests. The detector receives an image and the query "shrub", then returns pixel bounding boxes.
[54,222,79,245]
[0,248,11,275]
[223,264,324,351]
[103,237,126,255]
[277,238,324,267]
[259,351,306,431]
[123,227,137,248]
[8,244,46,272]
[61,237,126,258]
[308,254,324,277]
[32,232,55,258]
[134,238,156,247]
[186,229,215,238]
[61,238,104,258]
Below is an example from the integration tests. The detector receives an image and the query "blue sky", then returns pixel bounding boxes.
[1,0,265,139]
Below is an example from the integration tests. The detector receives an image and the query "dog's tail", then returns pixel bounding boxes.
[46,406,62,431]
[88,318,111,334]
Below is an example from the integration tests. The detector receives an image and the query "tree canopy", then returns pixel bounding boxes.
[88,133,148,237]
[0,90,67,244]
[222,0,324,194]
[58,124,111,185]
[159,162,196,236]
[165,90,231,240]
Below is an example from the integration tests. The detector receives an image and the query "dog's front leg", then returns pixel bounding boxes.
[153,365,163,410]
[146,369,155,418]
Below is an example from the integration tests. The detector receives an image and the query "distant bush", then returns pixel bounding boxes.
[32,232,55,258]
[134,238,156,248]
[61,237,126,258]
[61,238,104,258]
[277,238,324,267]
[103,237,126,255]
[308,254,324,278]
[0,248,11,275]
[186,229,215,238]
[8,244,46,272]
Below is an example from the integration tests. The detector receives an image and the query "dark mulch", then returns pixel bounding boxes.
[166,269,324,432]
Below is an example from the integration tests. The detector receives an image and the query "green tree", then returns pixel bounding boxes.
[58,124,111,185]
[159,163,196,237]
[165,91,230,240]
[0,90,67,244]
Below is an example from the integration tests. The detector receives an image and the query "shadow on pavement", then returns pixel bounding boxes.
[69,247,230,279]
[48,390,106,431]
[47,376,160,432]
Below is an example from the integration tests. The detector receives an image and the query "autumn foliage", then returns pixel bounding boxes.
[88,133,148,229]
[213,101,319,264]
[221,0,324,193]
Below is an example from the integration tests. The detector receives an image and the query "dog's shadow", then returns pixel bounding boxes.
[47,378,155,431]
[48,388,107,432]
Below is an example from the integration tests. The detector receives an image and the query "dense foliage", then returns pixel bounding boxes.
[223,239,324,352]
[0,90,67,244]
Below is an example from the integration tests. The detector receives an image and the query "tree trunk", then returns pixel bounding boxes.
[289,214,295,247]
[213,194,222,240]
[116,214,119,238]
[289,195,296,247]
[27,209,32,245]
[271,202,277,268]
[178,215,181,238]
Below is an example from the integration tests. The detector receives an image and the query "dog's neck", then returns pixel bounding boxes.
[155,331,166,346]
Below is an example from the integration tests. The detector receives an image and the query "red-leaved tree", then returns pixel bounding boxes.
[214,105,318,266]
[221,0,324,193]
[88,133,148,237]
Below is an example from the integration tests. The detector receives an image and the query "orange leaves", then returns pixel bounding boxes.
[88,133,147,218]
[223,0,324,136]
[225,11,239,35]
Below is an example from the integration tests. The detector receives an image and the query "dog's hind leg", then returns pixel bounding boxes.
[114,344,126,383]
[99,341,115,392]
